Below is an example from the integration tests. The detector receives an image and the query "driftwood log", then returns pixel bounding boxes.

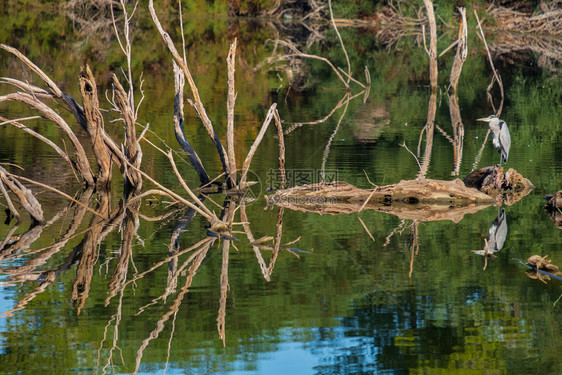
[267,167,533,223]
[266,179,495,223]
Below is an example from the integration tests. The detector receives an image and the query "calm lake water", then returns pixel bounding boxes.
[1,7,562,375]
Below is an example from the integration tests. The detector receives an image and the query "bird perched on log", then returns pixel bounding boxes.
[477,115,511,164]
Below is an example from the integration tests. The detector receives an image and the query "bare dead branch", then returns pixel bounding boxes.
[11,174,105,219]
[321,93,350,182]
[148,0,232,183]
[0,175,20,222]
[239,104,277,186]
[0,44,64,97]
[172,62,209,185]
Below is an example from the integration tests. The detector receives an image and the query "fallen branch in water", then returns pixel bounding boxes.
[267,179,496,223]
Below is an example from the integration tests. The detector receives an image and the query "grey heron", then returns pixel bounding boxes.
[477,115,511,164]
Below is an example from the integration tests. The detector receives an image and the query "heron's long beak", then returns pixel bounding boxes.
[476,117,490,122]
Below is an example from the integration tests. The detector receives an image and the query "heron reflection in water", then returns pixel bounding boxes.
[477,115,511,164]
[473,209,507,267]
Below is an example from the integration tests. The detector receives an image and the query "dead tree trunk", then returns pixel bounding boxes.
[79,65,112,188]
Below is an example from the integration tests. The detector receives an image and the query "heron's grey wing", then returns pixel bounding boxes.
[499,121,511,162]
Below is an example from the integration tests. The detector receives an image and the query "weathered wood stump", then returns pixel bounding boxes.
[464,166,533,205]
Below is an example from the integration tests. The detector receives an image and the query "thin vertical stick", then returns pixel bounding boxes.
[267,207,284,278]
[449,94,464,176]
[408,221,419,278]
[471,128,491,171]
[226,39,238,186]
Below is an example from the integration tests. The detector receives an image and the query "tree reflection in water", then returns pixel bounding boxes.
[0,185,302,373]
